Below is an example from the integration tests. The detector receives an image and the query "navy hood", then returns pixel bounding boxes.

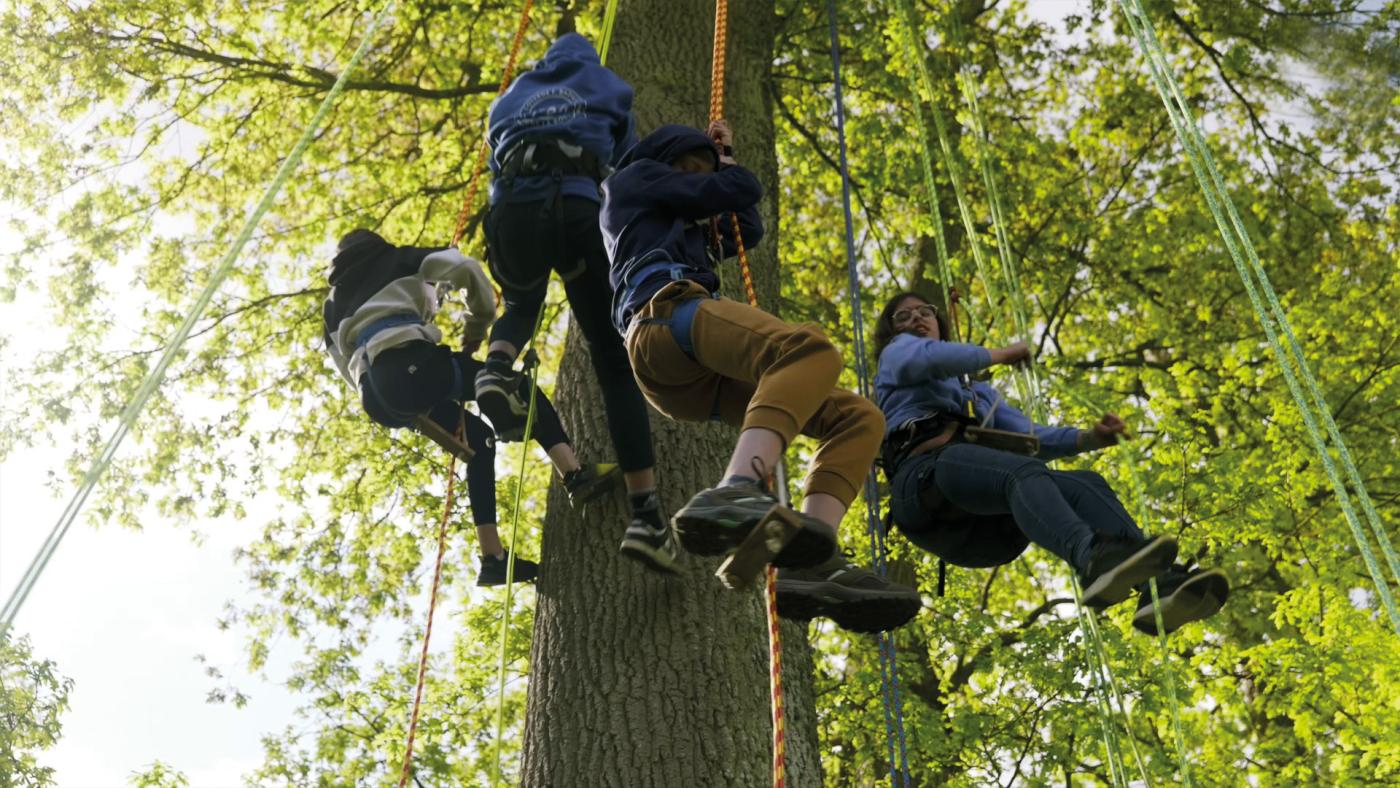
[488,33,637,206]
[540,32,600,67]
[618,124,719,169]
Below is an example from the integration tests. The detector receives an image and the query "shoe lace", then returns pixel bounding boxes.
[748,456,773,495]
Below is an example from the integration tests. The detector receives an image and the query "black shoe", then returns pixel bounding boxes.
[776,553,922,633]
[564,464,622,508]
[477,552,539,587]
[618,512,681,574]
[672,482,836,569]
[1132,565,1229,635]
[1079,534,1178,609]
[474,367,530,441]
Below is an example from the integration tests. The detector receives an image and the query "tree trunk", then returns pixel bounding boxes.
[520,1,822,785]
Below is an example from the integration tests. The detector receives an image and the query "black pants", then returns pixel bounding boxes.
[360,340,569,527]
[486,196,655,472]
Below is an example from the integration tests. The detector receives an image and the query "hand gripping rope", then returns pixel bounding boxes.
[709,1,786,784]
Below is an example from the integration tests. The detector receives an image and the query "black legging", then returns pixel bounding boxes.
[485,195,656,472]
[361,340,570,527]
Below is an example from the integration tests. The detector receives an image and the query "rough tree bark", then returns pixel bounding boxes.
[520,1,822,785]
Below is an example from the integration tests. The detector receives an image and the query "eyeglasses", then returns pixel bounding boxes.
[892,304,937,324]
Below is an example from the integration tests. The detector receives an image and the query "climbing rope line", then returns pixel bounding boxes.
[399,2,536,785]
[825,2,911,784]
[710,1,788,784]
[451,0,537,248]
[0,0,399,636]
[892,2,1138,778]
[1116,0,1400,633]
[487,11,623,783]
[955,39,1156,788]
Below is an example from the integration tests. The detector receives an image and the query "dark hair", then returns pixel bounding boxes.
[337,228,384,252]
[873,291,951,358]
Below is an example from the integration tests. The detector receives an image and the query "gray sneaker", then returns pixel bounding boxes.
[776,553,922,633]
[672,481,836,569]
[1132,565,1229,635]
[1079,534,1179,609]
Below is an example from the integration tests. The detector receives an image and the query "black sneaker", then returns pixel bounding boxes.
[672,482,837,569]
[1132,565,1229,635]
[564,464,622,508]
[1080,534,1179,609]
[474,367,530,441]
[618,512,681,574]
[776,553,922,633]
[477,552,539,587]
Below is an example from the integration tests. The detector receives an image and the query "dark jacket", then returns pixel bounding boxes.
[600,124,764,332]
[488,33,636,205]
[323,234,493,386]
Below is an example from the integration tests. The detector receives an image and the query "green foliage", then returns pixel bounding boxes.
[1,0,1397,784]
[127,760,190,788]
[0,633,72,788]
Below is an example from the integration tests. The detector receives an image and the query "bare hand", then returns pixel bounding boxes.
[706,119,733,148]
[1088,412,1128,448]
[991,341,1031,367]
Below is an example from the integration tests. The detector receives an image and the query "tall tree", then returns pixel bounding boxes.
[519,0,822,784]
[1,0,1398,784]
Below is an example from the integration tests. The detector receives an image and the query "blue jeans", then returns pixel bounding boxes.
[890,442,1143,573]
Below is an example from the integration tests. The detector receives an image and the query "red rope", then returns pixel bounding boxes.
[397,459,460,788]
[450,0,536,247]
[399,3,535,785]
[710,2,785,785]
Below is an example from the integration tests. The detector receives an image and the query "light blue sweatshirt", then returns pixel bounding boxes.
[874,332,1083,461]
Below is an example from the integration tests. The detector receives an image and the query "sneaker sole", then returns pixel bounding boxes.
[618,537,681,575]
[1133,569,1229,635]
[568,465,622,508]
[1083,536,1179,609]
[674,508,835,569]
[775,579,922,633]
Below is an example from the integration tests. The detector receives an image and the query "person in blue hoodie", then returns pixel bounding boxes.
[602,121,921,633]
[473,33,675,574]
[323,229,621,586]
[873,291,1229,635]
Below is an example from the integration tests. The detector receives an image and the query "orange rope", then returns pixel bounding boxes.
[397,457,461,788]
[710,3,784,785]
[399,3,535,785]
[450,0,537,247]
[709,0,729,123]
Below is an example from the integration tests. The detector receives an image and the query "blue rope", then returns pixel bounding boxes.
[827,2,911,784]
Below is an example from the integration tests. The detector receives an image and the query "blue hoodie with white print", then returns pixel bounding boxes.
[488,33,637,205]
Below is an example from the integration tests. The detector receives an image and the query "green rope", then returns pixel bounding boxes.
[598,0,621,64]
[0,0,399,635]
[489,7,626,780]
[490,303,552,788]
[893,13,954,317]
[1148,576,1192,786]
[895,0,1007,344]
[894,1,1135,778]
[1116,0,1400,632]
[1071,577,1130,788]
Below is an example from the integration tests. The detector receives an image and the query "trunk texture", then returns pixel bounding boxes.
[520,1,821,786]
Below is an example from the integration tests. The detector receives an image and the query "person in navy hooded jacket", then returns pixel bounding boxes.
[601,121,920,633]
[873,291,1229,635]
[474,33,674,574]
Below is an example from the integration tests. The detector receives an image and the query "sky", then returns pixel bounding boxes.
[0,0,1347,784]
